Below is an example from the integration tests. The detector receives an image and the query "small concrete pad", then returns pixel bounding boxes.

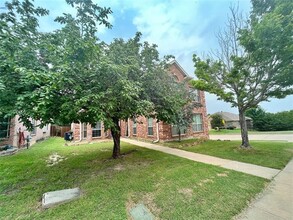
[42,188,80,208]
[0,148,18,156]
[130,204,154,220]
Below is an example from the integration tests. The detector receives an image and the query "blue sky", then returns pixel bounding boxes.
[2,0,292,114]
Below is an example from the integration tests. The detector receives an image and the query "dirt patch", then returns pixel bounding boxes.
[217,172,228,177]
[178,188,193,198]
[113,164,125,171]
[46,153,66,166]
[198,178,214,186]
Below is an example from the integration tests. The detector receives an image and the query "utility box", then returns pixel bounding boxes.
[64,132,73,141]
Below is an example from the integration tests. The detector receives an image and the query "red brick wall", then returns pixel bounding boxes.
[72,122,111,142]
[71,61,209,142]
[120,61,209,141]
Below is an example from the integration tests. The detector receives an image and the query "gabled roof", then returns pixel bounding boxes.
[169,60,191,79]
[214,111,252,121]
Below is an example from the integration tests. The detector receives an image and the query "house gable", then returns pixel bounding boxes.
[168,60,190,82]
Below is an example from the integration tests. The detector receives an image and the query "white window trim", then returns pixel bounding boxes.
[192,114,203,132]
[92,122,102,138]
[147,118,154,136]
[132,119,137,135]
[171,125,187,137]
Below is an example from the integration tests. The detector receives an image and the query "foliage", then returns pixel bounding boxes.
[0,0,189,158]
[191,2,293,148]
[210,113,224,129]
[240,0,293,96]
[0,137,266,219]
[246,108,293,131]
[172,88,202,141]
[0,0,49,118]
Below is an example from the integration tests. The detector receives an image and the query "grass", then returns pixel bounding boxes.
[209,129,293,135]
[0,138,267,220]
[162,139,293,169]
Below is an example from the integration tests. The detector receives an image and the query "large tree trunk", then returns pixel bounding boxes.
[239,109,250,148]
[178,128,181,142]
[111,118,121,159]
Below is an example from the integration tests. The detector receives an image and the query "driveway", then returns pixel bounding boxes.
[209,134,293,142]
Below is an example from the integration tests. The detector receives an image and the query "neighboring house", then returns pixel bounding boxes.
[0,115,51,147]
[71,60,209,142]
[213,111,253,129]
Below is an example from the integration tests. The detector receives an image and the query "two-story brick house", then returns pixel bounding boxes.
[71,60,209,142]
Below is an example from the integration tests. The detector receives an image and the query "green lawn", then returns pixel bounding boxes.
[0,138,267,220]
[209,129,293,135]
[162,139,293,169]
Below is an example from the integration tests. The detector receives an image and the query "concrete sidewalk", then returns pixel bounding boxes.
[121,138,280,179]
[122,138,292,220]
[210,134,293,142]
[237,159,293,220]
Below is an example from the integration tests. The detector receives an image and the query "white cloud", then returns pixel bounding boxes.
[131,0,204,56]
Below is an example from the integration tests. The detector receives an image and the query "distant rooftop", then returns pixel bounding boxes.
[214,111,252,121]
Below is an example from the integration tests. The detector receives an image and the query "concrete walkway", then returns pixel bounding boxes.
[237,159,293,220]
[121,138,280,179]
[122,138,293,220]
[210,134,293,142]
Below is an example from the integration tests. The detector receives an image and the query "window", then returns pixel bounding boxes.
[92,122,101,138]
[0,117,10,138]
[192,114,203,132]
[31,119,37,135]
[147,118,153,135]
[82,123,87,139]
[172,125,186,136]
[172,73,179,82]
[132,118,137,135]
[191,89,200,103]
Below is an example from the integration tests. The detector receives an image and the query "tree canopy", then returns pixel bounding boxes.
[210,114,224,130]
[191,1,293,148]
[246,108,293,131]
[0,0,189,158]
[0,0,49,118]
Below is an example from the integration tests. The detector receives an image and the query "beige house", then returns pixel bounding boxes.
[213,111,253,129]
[0,115,51,147]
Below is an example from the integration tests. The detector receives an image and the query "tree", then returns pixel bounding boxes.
[191,3,293,148]
[246,108,293,131]
[210,114,224,129]
[0,0,48,118]
[245,107,268,131]
[240,0,293,94]
[3,0,189,158]
[172,88,202,141]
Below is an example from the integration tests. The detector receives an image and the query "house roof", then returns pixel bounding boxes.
[169,60,190,79]
[214,111,252,121]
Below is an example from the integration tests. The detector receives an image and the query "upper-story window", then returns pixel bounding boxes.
[172,74,179,82]
[190,89,200,103]
[0,117,10,138]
